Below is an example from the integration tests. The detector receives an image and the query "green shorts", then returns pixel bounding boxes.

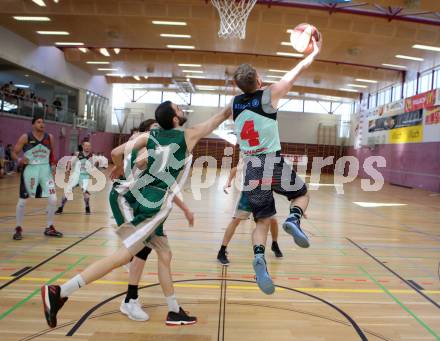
[20,164,55,199]
[109,186,167,244]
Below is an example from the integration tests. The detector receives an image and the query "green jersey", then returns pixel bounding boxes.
[144,128,188,190]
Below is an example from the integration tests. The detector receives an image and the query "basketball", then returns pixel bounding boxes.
[290,23,322,54]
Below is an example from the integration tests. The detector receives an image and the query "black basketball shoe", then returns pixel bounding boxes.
[166,307,197,326]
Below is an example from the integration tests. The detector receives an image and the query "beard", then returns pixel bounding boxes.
[177,116,187,126]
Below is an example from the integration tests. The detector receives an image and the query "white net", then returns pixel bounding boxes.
[211,0,257,39]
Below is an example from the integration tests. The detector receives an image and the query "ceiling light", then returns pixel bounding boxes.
[133,76,141,81]
[281,41,292,46]
[32,0,46,6]
[412,44,440,52]
[160,34,191,38]
[381,63,406,69]
[99,48,110,57]
[97,68,118,71]
[15,84,30,89]
[13,16,51,21]
[86,61,110,64]
[78,48,87,53]
[267,75,283,79]
[182,109,194,112]
[197,86,217,91]
[183,70,203,73]
[152,20,187,26]
[114,48,120,54]
[347,83,368,88]
[268,69,288,73]
[276,52,303,58]
[144,76,149,80]
[264,80,277,84]
[178,64,201,67]
[106,73,124,77]
[37,31,69,35]
[167,45,195,49]
[355,78,378,84]
[395,54,424,62]
[55,42,84,46]
[41,80,46,83]
[24,74,30,77]
[186,75,205,79]
[339,88,359,93]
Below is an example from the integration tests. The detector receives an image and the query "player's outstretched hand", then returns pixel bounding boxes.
[302,37,321,68]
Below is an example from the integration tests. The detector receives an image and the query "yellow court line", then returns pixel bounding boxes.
[1,276,440,294]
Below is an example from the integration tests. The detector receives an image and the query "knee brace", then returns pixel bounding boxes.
[135,246,152,261]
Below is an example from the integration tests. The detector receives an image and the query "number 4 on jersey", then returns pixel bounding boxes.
[240,120,260,147]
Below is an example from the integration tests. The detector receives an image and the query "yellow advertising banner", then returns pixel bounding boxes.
[389,126,423,144]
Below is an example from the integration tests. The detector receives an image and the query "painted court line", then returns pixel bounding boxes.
[0,276,439,294]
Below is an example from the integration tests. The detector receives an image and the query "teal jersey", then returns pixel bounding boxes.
[23,132,52,165]
[77,151,93,175]
[233,89,281,155]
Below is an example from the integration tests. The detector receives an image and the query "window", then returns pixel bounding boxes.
[384,87,392,104]
[304,100,330,114]
[404,79,416,98]
[392,84,402,101]
[219,94,234,107]
[377,91,385,106]
[368,94,376,108]
[191,93,219,107]
[136,90,162,104]
[278,98,304,112]
[418,72,432,93]
[434,69,440,89]
[162,91,190,105]
[333,102,352,116]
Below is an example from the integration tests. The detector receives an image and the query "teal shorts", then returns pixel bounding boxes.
[233,191,252,220]
[20,164,55,199]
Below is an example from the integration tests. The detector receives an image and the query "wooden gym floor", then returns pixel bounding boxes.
[0,169,439,341]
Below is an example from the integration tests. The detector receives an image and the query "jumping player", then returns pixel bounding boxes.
[41,101,232,328]
[12,116,62,240]
[217,162,283,265]
[231,39,320,294]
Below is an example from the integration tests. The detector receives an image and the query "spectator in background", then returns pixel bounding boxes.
[5,144,15,173]
[0,140,5,178]
[53,98,62,110]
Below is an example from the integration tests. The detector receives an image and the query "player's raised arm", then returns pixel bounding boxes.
[110,132,149,179]
[269,38,321,108]
[184,104,232,152]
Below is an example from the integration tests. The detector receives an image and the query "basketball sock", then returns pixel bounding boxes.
[60,274,85,298]
[165,294,179,313]
[253,245,265,255]
[47,194,57,227]
[289,205,304,220]
[60,196,68,208]
[84,197,90,208]
[125,285,138,303]
[16,198,26,227]
[219,245,227,253]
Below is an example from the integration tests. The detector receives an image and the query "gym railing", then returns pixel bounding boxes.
[0,90,76,124]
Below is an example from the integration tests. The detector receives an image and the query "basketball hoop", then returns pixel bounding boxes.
[211,0,257,39]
